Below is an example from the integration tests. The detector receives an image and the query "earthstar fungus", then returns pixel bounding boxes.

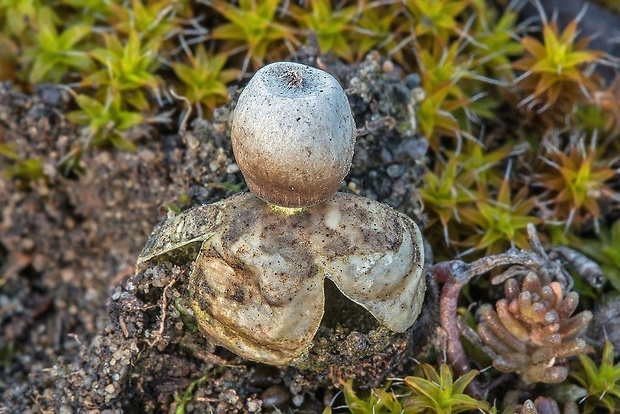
[137,62,425,366]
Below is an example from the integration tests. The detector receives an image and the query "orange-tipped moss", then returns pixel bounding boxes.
[513,19,604,124]
[592,75,620,136]
[538,145,617,231]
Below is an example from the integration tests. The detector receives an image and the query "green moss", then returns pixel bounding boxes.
[570,341,620,413]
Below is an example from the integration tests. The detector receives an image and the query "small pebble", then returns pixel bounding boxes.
[261,385,290,409]
[226,163,240,174]
[380,147,393,164]
[387,164,405,178]
[382,60,394,72]
[405,73,421,89]
[247,399,262,412]
[411,87,426,103]
[222,389,239,404]
[41,87,61,106]
[392,83,410,103]
[248,366,280,388]
[397,138,428,160]
[292,394,304,407]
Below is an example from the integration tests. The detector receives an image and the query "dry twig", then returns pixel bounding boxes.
[146,278,177,347]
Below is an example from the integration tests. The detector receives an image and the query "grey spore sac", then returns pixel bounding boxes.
[231,62,356,208]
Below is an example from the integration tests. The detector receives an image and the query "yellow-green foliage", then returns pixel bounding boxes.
[419,142,542,255]
[0,0,39,37]
[403,364,490,413]
[570,341,620,413]
[67,93,143,150]
[85,31,162,111]
[22,7,94,83]
[354,3,402,62]
[420,156,476,245]
[291,0,358,62]
[107,0,181,41]
[0,144,44,181]
[172,45,240,118]
[415,38,475,151]
[61,0,119,19]
[401,0,471,46]
[341,380,404,414]
[460,177,540,255]
[468,4,524,81]
[330,364,489,414]
[208,0,297,71]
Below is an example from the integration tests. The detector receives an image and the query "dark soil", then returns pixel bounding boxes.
[0,50,436,413]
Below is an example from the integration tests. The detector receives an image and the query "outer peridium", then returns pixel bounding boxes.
[138,193,425,365]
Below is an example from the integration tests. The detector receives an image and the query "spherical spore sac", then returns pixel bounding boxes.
[231,62,356,208]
